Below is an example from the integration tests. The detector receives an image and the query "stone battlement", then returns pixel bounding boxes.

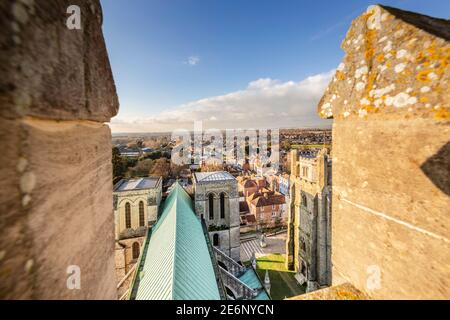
[318,5,449,122]
[316,5,449,299]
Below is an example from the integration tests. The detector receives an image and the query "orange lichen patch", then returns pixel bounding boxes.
[434,86,444,94]
[364,29,377,61]
[376,53,385,62]
[364,70,378,99]
[402,69,413,77]
[364,104,378,113]
[416,52,426,63]
[321,5,448,122]
[336,70,346,80]
[319,110,329,118]
[434,108,450,120]
[426,47,440,61]
[336,291,362,300]
[414,44,449,81]
[445,46,450,55]
[416,70,432,82]
[365,48,375,60]
[434,67,445,76]
[436,46,450,72]
[286,283,368,300]
[440,56,449,68]
[361,10,373,20]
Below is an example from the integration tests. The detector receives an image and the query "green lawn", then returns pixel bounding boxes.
[255,254,306,300]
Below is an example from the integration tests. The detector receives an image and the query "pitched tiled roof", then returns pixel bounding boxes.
[245,214,257,224]
[244,179,258,188]
[133,183,220,300]
[250,191,285,207]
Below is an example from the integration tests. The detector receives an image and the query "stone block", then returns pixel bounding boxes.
[0,117,33,299]
[0,119,117,299]
[332,195,450,299]
[0,0,119,122]
[332,118,450,237]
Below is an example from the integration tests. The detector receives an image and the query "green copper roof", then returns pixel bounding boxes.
[134,182,221,300]
[239,269,270,300]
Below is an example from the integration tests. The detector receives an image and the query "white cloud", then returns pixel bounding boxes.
[110,70,334,132]
[185,56,200,66]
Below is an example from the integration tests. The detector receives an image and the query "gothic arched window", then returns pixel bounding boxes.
[132,242,140,259]
[125,202,131,229]
[220,193,225,219]
[209,194,214,220]
[139,201,145,227]
[213,233,219,246]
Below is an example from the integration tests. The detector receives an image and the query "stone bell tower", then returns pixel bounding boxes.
[193,171,241,261]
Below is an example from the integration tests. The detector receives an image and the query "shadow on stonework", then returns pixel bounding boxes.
[420,140,450,196]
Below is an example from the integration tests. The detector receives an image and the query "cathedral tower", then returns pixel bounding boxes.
[193,172,241,261]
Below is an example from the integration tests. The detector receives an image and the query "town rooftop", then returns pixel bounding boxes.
[113,177,161,192]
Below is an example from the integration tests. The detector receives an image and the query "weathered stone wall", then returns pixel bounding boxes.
[115,243,127,281]
[115,236,144,299]
[113,185,162,240]
[286,150,332,291]
[193,178,241,261]
[318,5,450,299]
[229,223,241,261]
[0,1,119,299]
[115,237,144,281]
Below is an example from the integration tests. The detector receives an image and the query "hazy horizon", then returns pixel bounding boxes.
[102,0,449,133]
[110,124,332,136]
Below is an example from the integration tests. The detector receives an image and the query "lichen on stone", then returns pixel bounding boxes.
[317,4,449,121]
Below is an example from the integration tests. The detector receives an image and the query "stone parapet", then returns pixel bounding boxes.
[0,0,119,121]
[317,5,450,299]
[0,1,118,299]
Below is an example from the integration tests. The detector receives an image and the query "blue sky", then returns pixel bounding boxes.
[101,0,450,132]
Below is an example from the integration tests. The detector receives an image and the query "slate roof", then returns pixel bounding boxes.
[194,171,236,182]
[113,177,161,192]
[133,183,221,300]
[298,149,320,159]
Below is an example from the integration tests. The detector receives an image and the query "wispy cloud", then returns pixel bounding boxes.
[110,70,334,133]
[185,55,200,66]
[310,6,365,41]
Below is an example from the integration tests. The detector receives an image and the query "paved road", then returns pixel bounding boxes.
[240,231,287,262]
[241,239,265,262]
